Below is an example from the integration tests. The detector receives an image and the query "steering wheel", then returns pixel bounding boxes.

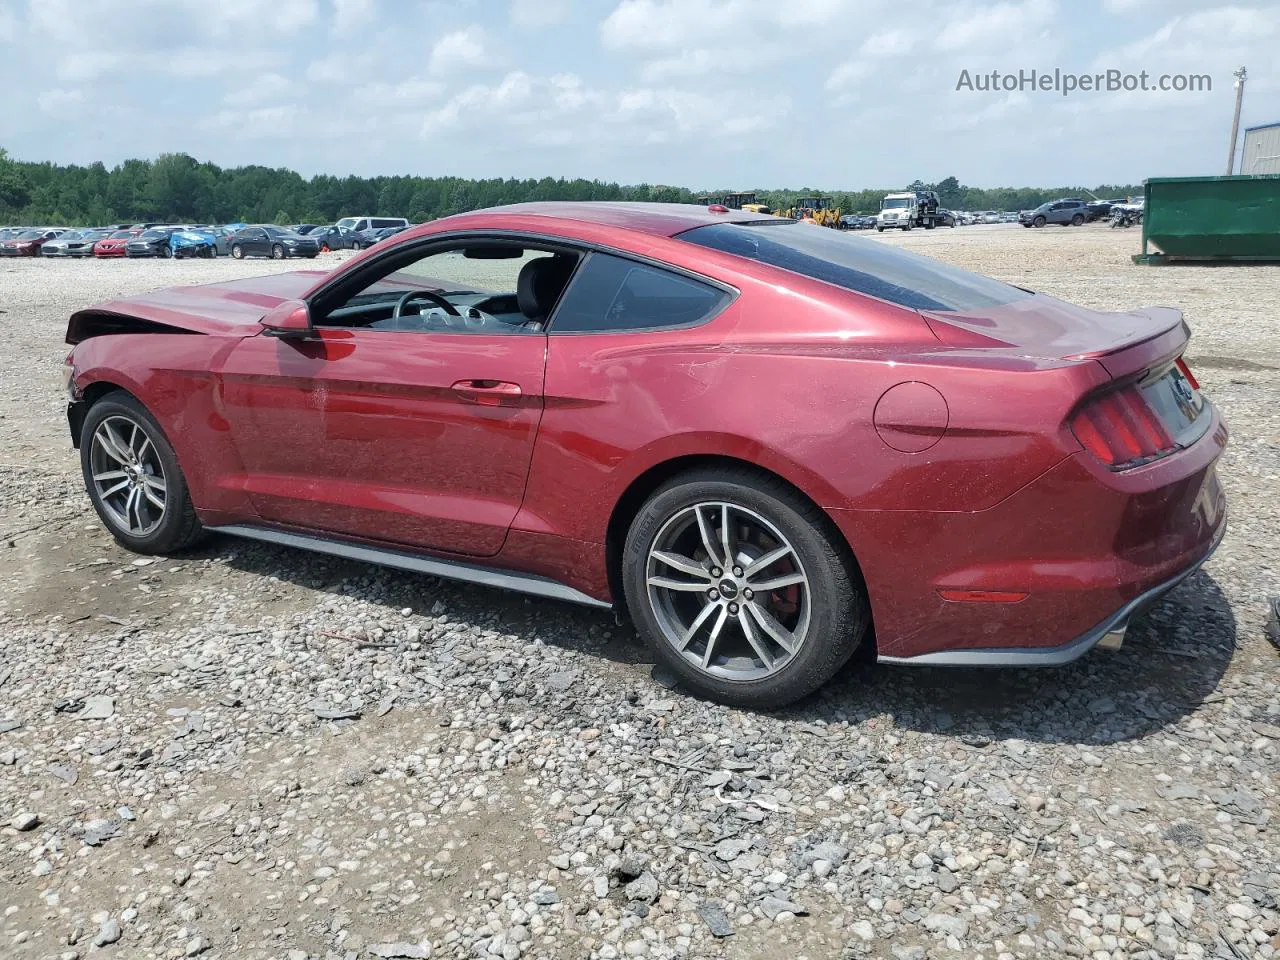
[392,289,460,324]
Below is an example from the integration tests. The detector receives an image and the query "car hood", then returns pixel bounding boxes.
[67,270,331,340]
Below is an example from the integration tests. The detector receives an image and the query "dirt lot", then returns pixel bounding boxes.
[1,227,1277,960]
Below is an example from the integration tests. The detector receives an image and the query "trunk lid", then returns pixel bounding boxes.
[921,294,1186,374]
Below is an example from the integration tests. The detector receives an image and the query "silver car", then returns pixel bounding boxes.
[41,229,111,257]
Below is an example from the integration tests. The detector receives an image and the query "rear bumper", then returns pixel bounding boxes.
[833,403,1229,662]
[877,517,1224,666]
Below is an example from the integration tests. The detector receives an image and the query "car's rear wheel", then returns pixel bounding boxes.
[231,244,244,259]
[623,468,867,708]
[271,244,285,259]
[80,393,203,555]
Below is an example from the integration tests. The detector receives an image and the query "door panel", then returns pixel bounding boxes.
[218,329,547,556]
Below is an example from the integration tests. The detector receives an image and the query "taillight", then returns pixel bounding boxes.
[1070,383,1176,470]
[1175,356,1199,390]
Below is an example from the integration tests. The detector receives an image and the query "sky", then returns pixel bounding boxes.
[0,0,1275,189]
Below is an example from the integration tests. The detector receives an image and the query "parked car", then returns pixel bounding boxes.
[62,201,1227,708]
[305,224,361,251]
[0,228,66,256]
[202,226,236,256]
[126,227,182,258]
[334,215,409,233]
[229,225,320,259]
[42,229,112,257]
[352,225,408,249]
[169,229,219,259]
[93,229,141,258]
[1085,199,1129,221]
[1020,199,1089,228]
[935,209,957,228]
[999,212,1019,223]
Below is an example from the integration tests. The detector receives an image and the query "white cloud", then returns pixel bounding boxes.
[225,74,294,105]
[639,47,786,81]
[420,68,787,151]
[600,0,849,51]
[353,77,445,103]
[331,0,375,34]
[37,88,83,113]
[858,28,915,58]
[935,0,1057,52]
[825,60,874,93]
[0,6,17,42]
[510,0,571,28]
[429,26,489,74]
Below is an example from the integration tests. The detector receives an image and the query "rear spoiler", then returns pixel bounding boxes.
[1070,310,1190,382]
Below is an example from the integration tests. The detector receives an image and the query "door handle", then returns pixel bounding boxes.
[450,380,522,406]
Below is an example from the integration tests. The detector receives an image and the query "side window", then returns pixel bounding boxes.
[550,253,729,334]
[314,241,579,335]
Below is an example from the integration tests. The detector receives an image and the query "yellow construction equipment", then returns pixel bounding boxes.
[781,197,841,227]
[721,191,773,214]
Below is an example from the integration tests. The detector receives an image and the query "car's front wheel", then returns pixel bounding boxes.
[623,468,868,708]
[271,244,285,259]
[80,393,204,554]
[1070,213,1085,226]
[1033,215,1047,227]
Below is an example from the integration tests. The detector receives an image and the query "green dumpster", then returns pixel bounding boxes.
[1133,174,1280,264]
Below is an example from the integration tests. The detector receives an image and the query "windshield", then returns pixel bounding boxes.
[109,230,133,239]
[679,221,1032,312]
[335,217,358,230]
[17,230,43,240]
[140,229,168,239]
[265,227,297,237]
[881,198,911,210]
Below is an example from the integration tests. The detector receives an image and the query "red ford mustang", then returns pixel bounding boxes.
[63,202,1227,707]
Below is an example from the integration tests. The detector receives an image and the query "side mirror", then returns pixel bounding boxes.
[260,300,312,339]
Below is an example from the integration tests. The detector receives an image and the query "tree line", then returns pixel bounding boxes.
[0,149,1143,226]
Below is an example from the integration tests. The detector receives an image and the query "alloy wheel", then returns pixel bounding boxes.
[645,501,811,681]
[89,415,167,536]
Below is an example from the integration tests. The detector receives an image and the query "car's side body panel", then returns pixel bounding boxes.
[218,328,547,557]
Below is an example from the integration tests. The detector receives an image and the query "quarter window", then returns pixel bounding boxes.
[550,253,729,333]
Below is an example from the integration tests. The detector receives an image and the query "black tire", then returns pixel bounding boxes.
[875,227,884,233]
[231,244,244,259]
[1033,215,1046,228]
[162,244,174,258]
[622,467,868,708]
[271,244,285,260]
[924,221,935,230]
[79,392,204,555]
[1070,213,1085,226]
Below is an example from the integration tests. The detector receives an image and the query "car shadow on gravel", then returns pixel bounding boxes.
[210,535,649,666]
[808,571,1237,747]
[211,536,1235,746]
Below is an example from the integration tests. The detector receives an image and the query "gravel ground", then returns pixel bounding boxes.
[1,227,1277,960]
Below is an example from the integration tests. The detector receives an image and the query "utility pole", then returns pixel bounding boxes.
[1227,66,1247,175]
